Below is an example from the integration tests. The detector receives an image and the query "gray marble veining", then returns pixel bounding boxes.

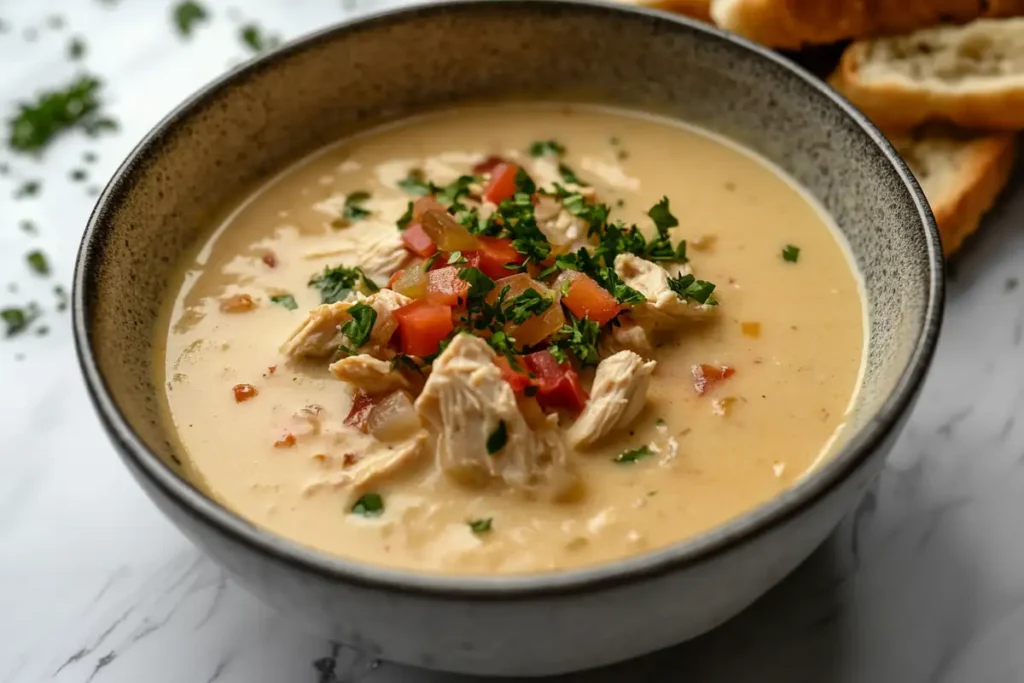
[1,1,1023,681]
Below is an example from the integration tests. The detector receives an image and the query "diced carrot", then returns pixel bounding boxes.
[401,222,437,258]
[691,364,735,396]
[232,383,258,403]
[393,299,454,357]
[474,236,524,280]
[494,356,535,394]
[483,163,520,204]
[426,266,470,306]
[561,272,621,325]
[473,155,507,175]
[524,350,588,413]
[345,391,376,433]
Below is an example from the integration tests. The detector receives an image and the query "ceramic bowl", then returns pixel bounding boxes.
[73,0,943,675]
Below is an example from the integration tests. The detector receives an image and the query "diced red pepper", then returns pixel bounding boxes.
[494,356,536,394]
[393,299,454,357]
[562,272,622,325]
[426,266,470,306]
[473,155,507,175]
[472,236,524,280]
[483,163,520,204]
[345,391,376,432]
[524,350,588,413]
[401,222,437,258]
[692,364,735,396]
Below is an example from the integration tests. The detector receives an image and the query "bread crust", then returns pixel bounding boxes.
[890,131,1017,255]
[710,0,1022,48]
[831,31,1024,130]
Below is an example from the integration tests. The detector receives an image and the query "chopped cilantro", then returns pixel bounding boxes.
[782,244,800,263]
[239,23,279,53]
[667,272,717,305]
[351,493,384,517]
[529,140,565,157]
[558,163,582,185]
[173,1,209,37]
[332,191,371,227]
[614,445,653,464]
[2,304,40,337]
[26,250,49,275]
[487,330,517,356]
[308,265,378,303]
[486,420,508,455]
[457,267,495,306]
[340,303,376,351]
[396,201,414,229]
[397,169,435,196]
[14,180,40,198]
[270,294,297,310]
[7,75,112,153]
[68,37,86,60]
[468,518,493,534]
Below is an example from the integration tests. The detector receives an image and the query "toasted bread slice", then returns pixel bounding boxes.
[888,128,1017,255]
[616,0,712,21]
[831,18,1024,130]
[710,0,1023,49]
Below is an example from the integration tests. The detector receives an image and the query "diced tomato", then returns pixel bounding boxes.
[524,350,588,413]
[494,356,536,394]
[473,236,524,280]
[426,266,470,306]
[561,272,622,325]
[692,364,735,396]
[401,222,437,258]
[413,196,446,221]
[345,391,377,432]
[473,155,507,175]
[393,299,454,357]
[483,163,520,204]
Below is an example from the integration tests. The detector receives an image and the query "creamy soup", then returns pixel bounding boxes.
[157,104,864,575]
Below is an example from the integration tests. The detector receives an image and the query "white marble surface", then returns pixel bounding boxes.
[1,2,1023,681]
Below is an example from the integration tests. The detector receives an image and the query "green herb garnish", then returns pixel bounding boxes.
[14,180,40,199]
[397,169,435,196]
[270,294,298,310]
[69,168,87,182]
[782,244,800,263]
[332,191,371,228]
[506,288,552,324]
[173,1,209,37]
[2,304,40,337]
[351,493,384,517]
[529,140,565,157]
[667,273,717,305]
[26,250,49,276]
[447,251,468,266]
[436,175,476,204]
[239,23,279,53]
[308,265,378,304]
[457,267,495,306]
[614,445,653,464]
[558,163,582,185]
[68,37,86,60]
[391,354,424,375]
[54,285,68,312]
[8,75,113,153]
[396,201,414,229]
[486,420,508,455]
[549,313,601,367]
[340,302,376,352]
[468,518,493,534]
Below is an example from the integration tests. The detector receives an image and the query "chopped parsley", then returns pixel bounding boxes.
[239,24,279,53]
[332,191,371,228]
[529,140,565,157]
[397,169,435,196]
[2,304,40,337]
[457,267,495,306]
[308,265,378,303]
[506,288,552,324]
[549,313,601,367]
[173,1,209,37]
[782,244,800,263]
[8,75,114,154]
[68,37,86,60]
[644,196,686,262]
[269,294,298,310]
[26,250,49,275]
[351,493,384,517]
[396,201,414,229]
[468,518,493,534]
[614,445,653,464]
[447,251,468,266]
[486,420,508,455]
[667,272,716,305]
[436,175,476,204]
[557,163,582,185]
[14,180,40,198]
[340,302,376,351]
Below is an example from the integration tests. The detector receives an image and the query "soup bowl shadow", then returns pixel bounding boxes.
[72,0,943,676]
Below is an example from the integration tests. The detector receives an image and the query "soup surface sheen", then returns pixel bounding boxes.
[158,104,864,575]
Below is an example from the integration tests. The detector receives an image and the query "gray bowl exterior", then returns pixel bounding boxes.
[73,0,943,676]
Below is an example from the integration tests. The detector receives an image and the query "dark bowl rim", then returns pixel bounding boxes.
[73,0,944,599]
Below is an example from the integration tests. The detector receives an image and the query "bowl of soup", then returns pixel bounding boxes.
[73,0,943,675]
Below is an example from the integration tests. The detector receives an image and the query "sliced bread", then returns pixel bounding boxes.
[710,0,1023,49]
[888,128,1017,255]
[831,18,1024,130]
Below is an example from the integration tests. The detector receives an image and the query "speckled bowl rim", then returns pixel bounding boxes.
[73,0,944,600]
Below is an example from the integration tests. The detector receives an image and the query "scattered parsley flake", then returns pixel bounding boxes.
[486,420,508,455]
[507,288,552,325]
[667,272,717,305]
[614,445,653,464]
[332,190,371,227]
[69,168,87,182]
[447,251,468,266]
[239,23,279,53]
[54,285,68,312]
[397,168,435,196]
[173,1,209,37]
[269,294,297,310]
[457,267,495,306]
[68,37,86,60]
[351,493,384,517]
[7,75,114,154]
[529,140,565,157]
[782,245,800,263]
[15,180,40,198]
[340,303,376,351]
[396,201,414,229]
[558,163,582,185]
[549,313,601,367]
[2,304,40,337]
[468,518,493,534]
[26,250,49,275]
[308,265,377,303]
[19,220,37,234]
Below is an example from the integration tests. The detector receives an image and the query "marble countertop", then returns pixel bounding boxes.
[2,2,1023,681]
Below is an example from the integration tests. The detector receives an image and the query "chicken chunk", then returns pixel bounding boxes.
[282,290,411,360]
[414,334,579,500]
[614,253,711,330]
[361,289,411,349]
[329,355,409,395]
[534,195,588,251]
[305,231,409,282]
[567,350,656,450]
[599,319,654,359]
[304,431,428,500]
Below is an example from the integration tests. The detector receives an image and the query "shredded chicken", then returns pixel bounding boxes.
[414,334,579,500]
[615,253,711,330]
[329,355,409,395]
[567,350,656,449]
[599,321,654,358]
[304,231,408,281]
[304,431,428,498]
[281,290,411,360]
[361,289,411,349]
[534,195,588,251]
